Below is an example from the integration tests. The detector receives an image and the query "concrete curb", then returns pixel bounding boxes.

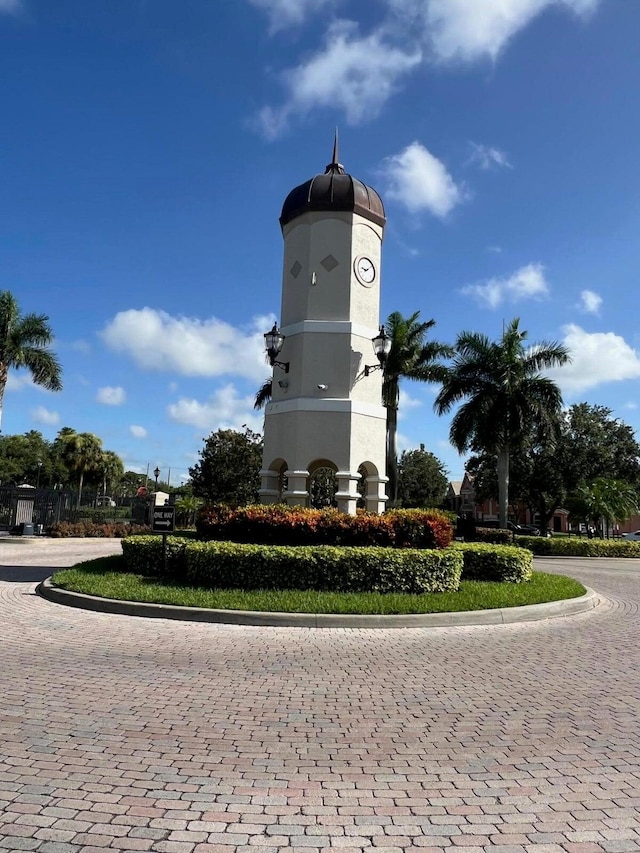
[37,578,601,628]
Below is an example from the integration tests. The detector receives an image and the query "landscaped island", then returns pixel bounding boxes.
[47,506,592,616]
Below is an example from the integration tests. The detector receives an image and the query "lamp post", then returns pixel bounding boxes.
[264,323,289,373]
[36,460,42,490]
[154,467,160,490]
[364,326,392,376]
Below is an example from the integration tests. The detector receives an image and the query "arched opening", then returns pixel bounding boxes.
[271,458,288,502]
[308,459,338,509]
[356,463,369,509]
[260,458,288,505]
[357,461,386,514]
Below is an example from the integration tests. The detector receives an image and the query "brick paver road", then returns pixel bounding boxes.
[1,539,639,853]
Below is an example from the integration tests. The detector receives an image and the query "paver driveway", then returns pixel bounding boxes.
[1,539,639,853]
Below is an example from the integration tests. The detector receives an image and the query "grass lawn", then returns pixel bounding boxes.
[51,555,586,615]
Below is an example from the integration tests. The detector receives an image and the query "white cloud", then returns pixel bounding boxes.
[130,425,148,439]
[396,431,413,454]
[168,384,263,434]
[254,0,601,132]
[461,262,549,308]
[424,0,600,64]
[549,324,640,395]
[6,373,32,392]
[398,388,423,420]
[101,309,274,383]
[255,20,421,137]
[380,141,464,218]
[31,406,60,426]
[0,0,21,13]
[249,0,338,32]
[467,142,512,170]
[97,386,126,406]
[623,402,638,411]
[578,289,602,315]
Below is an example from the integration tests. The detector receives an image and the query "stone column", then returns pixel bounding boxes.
[258,469,281,505]
[364,475,389,514]
[334,470,361,515]
[283,469,310,507]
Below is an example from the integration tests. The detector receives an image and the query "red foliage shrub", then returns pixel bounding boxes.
[385,509,453,549]
[195,505,453,549]
[48,521,149,538]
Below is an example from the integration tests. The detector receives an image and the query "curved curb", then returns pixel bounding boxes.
[37,578,601,628]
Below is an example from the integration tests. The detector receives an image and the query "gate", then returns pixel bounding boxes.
[0,487,76,532]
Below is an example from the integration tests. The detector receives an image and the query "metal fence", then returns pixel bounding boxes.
[0,487,145,532]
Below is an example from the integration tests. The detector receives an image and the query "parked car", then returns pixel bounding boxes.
[96,496,116,507]
[507,521,541,536]
[621,530,640,541]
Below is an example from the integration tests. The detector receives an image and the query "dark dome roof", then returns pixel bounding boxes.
[280,143,386,229]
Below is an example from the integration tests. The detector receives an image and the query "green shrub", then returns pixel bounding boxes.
[122,536,463,594]
[455,542,533,583]
[195,504,453,549]
[121,535,190,576]
[515,535,640,557]
[473,526,513,545]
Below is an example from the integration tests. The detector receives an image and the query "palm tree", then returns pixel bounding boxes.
[96,449,125,502]
[383,311,453,506]
[175,494,203,527]
[0,291,62,432]
[254,378,272,411]
[568,478,639,537]
[434,318,570,528]
[59,430,103,508]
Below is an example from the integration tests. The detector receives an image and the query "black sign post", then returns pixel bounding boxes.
[152,506,176,575]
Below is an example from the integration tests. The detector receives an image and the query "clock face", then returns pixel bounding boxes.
[354,255,376,286]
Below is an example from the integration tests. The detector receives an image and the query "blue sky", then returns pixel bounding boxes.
[2,0,640,486]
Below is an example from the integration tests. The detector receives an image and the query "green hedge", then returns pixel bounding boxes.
[515,535,640,557]
[121,536,190,575]
[472,527,513,545]
[121,536,534,592]
[456,542,532,583]
[121,536,462,593]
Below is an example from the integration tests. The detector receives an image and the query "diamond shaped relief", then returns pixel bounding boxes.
[320,254,339,272]
[290,260,302,278]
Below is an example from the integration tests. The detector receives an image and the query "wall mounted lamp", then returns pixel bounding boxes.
[264,323,290,373]
[364,325,392,376]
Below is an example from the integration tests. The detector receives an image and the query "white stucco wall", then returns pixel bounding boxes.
[262,204,388,511]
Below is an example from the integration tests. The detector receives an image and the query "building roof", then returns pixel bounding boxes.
[280,134,386,230]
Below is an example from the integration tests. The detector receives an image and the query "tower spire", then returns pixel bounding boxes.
[325,127,345,175]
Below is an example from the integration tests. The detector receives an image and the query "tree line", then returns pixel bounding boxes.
[4,288,639,528]
[0,428,126,504]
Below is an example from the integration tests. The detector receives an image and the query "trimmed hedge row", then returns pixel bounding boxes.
[121,536,532,592]
[122,536,462,593]
[456,542,532,583]
[515,535,640,557]
[472,527,513,545]
[195,504,453,549]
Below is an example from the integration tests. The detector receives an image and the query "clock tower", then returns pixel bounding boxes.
[259,137,389,514]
